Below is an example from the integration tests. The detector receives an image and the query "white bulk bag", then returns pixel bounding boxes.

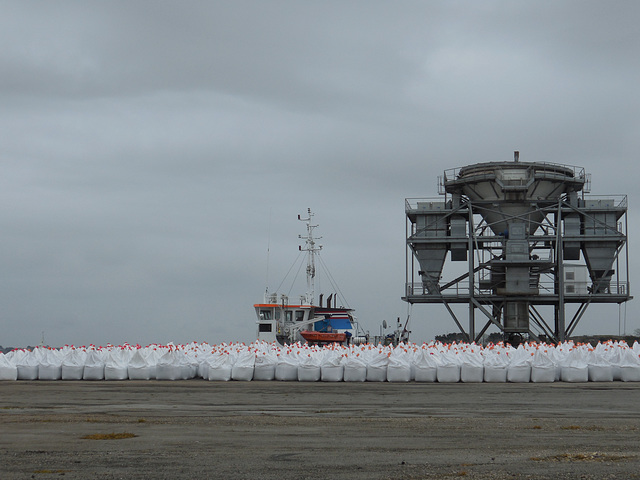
[144,348,162,379]
[320,351,344,382]
[561,366,588,382]
[507,348,531,383]
[365,350,389,382]
[298,351,322,382]
[156,350,182,381]
[174,350,193,380]
[231,349,255,381]
[460,351,484,383]
[619,348,640,382]
[413,348,438,382]
[436,351,461,383]
[127,350,152,380]
[588,364,614,382]
[61,350,86,380]
[549,346,567,381]
[586,349,613,382]
[206,352,233,381]
[183,350,199,379]
[530,349,556,383]
[275,351,299,381]
[560,348,589,383]
[197,356,210,379]
[387,348,411,383]
[104,350,129,380]
[599,344,622,381]
[196,353,210,379]
[253,350,277,381]
[0,353,18,381]
[38,349,62,381]
[343,354,367,382]
[83,350,105,380]
[483,350,508,383]
[16,350,39,380]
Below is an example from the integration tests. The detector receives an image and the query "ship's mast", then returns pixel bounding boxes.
[298,208,322,305]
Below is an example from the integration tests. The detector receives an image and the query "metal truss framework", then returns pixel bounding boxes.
[403,164,632,343]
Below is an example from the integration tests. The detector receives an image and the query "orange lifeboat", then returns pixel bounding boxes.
[299,330,346,344]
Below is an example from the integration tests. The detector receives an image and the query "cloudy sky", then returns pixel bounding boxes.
[1,1,639,347]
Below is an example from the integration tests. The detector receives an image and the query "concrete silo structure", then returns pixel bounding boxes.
[403,153,631,342]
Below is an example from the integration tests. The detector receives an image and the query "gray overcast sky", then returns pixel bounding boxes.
[1,1,639,347]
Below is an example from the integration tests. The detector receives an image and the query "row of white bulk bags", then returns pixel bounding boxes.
[3,346,201,381]
[205,346,403,383]
[3,341,640,383]
[408,350,538,384]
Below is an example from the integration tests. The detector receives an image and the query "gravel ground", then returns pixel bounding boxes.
[1,381,639,479]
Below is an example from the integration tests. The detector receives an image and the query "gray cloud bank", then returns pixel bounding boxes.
[1,1,638,347]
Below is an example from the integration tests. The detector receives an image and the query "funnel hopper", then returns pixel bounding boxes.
[445,162,584,235]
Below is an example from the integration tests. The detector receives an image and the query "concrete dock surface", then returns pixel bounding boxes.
[1,381,639,479]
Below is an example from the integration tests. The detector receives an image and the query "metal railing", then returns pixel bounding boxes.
[442,161,587,184]
[581,194,628,209]
[405,197,445,211]
[405,280,630,297]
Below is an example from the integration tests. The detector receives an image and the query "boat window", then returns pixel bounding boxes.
[258,323,272,332]
[275,309,281,320]
[295,311,305,322]
[259,309,272,320]
[285,311,292,322]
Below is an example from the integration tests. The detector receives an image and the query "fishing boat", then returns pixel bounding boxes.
[255,209,361,345]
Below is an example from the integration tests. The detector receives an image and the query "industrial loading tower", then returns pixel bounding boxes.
[403,153,631,343]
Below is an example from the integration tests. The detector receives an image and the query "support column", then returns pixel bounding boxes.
[468,202,475,340]
[556,199,566,341]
